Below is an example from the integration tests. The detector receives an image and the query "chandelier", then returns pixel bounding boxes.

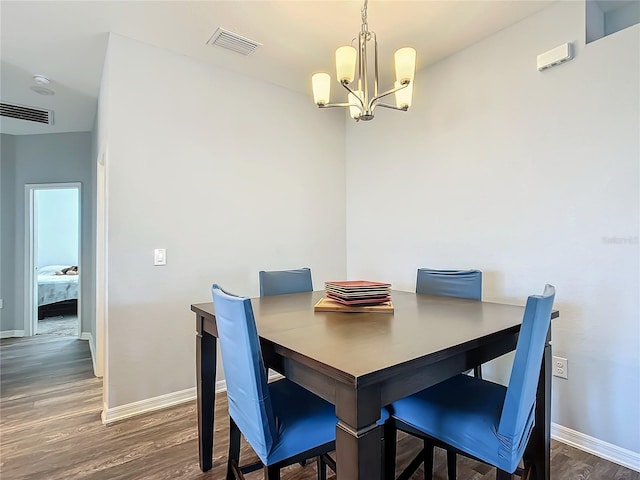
[311,0,416,122]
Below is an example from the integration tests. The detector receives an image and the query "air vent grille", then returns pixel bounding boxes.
[206,27,261,56]
[0,102,53,125]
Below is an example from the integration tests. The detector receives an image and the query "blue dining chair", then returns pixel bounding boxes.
[413,268,484,478]
[385,285,556,480]
[416,268,483,380]
[212,284,336,479]
[258,266,315,468]
[416,268,482,301]
[259,267,313,297]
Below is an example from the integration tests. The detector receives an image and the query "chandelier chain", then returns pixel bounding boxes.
[361,0,368,34]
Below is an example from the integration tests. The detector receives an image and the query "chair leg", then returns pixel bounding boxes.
[423,441,434,480]
[317,455,327,480]
[474,365,483,379]
[321,453,337,474]
[496,469,515,480]
[230,462,245,480]
[446,450,456,480]
[520,463,534,480]
[397,447,426,480]
[228,417,242,480]
[383,421,397,480]
[264,464,280,480]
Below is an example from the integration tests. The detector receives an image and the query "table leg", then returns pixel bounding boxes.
[335,385,384,480]
[524,329,551,480]
[196,317,217,471]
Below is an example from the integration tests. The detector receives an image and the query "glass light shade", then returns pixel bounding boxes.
[312,73,331,105]
[348,90,363,119]
[336,46,357,84]
[395,47,417,84]
[395,81,413,109]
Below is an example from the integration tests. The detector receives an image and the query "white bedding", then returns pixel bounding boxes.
[37,265,79,307]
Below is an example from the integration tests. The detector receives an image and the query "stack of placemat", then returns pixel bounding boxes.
[324,280,391,306]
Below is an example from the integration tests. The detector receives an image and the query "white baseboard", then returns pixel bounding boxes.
[101,401,108,425]
[102,387,197,425]
[215,378,227,393]
[80,332,98,376]
[0,330,25,339]
[102,372,283,425]
[552,423,640,472]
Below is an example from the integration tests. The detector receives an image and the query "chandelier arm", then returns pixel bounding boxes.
[340,81,366,112]
[375,103,409,111]
[317,103,355,109]
[368,81,410,110]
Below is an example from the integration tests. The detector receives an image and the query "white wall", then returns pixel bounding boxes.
[36,188,79,267]
[346,1,639,455]
[102,34,346,409]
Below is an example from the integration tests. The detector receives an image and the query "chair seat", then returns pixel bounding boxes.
[389,374,518,472]
[267,378,390,465]
[266,378,337,465]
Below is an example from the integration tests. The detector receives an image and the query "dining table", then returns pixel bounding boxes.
[191,289,559,480]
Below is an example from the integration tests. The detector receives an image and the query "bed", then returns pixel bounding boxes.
[37,265,78,320]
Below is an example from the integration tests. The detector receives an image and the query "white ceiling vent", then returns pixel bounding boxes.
[206,27,261,56]
[0,102,54,125]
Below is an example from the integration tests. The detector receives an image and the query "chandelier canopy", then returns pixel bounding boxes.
[311,0,416,122]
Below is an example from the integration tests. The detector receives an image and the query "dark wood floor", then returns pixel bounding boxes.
[1,335,637,480]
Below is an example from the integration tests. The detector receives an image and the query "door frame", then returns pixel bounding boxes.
[96,151,107,379]
[24,182,82,337]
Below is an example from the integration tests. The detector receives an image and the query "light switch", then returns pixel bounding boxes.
[154,248,167,266]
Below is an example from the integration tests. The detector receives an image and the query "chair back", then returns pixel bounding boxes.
[497,285,556,469]
[259,267,313,297]
[211,284,276,461]
[416,268,482,300]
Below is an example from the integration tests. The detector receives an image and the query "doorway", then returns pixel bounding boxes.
[25,183,82,337]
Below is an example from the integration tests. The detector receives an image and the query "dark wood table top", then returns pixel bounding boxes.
[192,290,558,385]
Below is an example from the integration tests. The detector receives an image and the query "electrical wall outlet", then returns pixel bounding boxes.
[553,356,568,379]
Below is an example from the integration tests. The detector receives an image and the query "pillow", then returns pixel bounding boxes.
[38,265,71,275]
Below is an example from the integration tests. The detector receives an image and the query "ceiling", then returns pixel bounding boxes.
[0,0,554,136]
